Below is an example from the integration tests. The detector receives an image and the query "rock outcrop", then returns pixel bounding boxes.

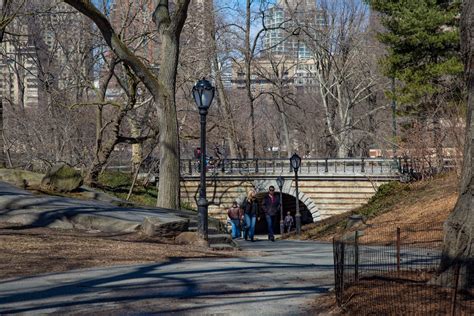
[41,164,83,192]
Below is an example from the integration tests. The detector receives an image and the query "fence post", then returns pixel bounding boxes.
[355,230,359,282]
[397,227,401,272]
[188,160,192,174]
[450,264,461,316]
[333,238,346,307]
[255,159,259,173]
[325,158,329,173]
[361,158,365,173]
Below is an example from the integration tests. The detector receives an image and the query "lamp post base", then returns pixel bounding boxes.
[295,214,301,236]
[197,197,208,241]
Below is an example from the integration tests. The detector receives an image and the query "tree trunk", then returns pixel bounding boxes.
[85,99,134,186]
[0,16,6,168]
[155,34,181,209]
[207,0,240,158]
[438,0,474,290]
[130,119,142,174]
[337,133,350,158]
[245,0,256,158]
[215,75,240,158]
[0,99,5,168]
[278,103,292,157]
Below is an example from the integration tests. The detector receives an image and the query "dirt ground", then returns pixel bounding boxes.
[0,222,247,280]
[313,273,474,315]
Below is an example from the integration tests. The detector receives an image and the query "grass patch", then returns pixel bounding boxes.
[358,181,411,218]
[98,171,157,206]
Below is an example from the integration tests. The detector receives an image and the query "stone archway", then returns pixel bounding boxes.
[252,179,322,223]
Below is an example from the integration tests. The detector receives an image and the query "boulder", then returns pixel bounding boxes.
[41,164,83,192]
[0,169,44,188]
[345,214,366,229]
[141,217,189,237]
[175,231,208,247]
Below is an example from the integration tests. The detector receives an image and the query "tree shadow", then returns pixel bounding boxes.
[0,257,333,314]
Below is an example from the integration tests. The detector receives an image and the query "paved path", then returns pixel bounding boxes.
[0,240,334,315]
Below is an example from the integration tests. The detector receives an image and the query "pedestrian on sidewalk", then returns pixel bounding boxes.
[227,201,243,239]
[241,189,259,242]
[262,185,280,242]
[284,211,294,234]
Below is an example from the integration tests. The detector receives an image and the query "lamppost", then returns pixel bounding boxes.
[192,78,215,241]
[276,176,284,235]
[290,153,302,236]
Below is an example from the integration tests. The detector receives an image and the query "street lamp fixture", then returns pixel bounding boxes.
[290,153,302,236]
[192,78,215,241]
[276,176,284,235]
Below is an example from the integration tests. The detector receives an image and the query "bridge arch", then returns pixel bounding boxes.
[235,179,321,225]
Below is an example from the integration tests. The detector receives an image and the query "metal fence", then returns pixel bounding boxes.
[333,224,473,315]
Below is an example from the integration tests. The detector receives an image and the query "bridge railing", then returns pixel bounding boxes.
[179,158,400,176]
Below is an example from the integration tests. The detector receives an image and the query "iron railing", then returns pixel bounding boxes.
[333,224,473,315]
[179,158,400,176]
[101,156,459,178]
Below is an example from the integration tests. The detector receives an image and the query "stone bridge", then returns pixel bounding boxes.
[177,158,399,233]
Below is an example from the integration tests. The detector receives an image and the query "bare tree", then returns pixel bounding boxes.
[254,54,299,157]
[63,0,190,209]
[298,0,386,157]
[210,1,243,158]
[0,0,26,168]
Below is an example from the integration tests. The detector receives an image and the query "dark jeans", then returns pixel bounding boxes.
[244,214,256,240]
[230,219,241,239]
[265,214,275,239]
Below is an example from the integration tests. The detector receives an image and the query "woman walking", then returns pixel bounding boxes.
[241,189,259,242]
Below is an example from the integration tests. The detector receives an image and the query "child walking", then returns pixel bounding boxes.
[284,212,294,234]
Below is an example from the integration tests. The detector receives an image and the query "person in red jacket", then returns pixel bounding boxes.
[227,201,243,239]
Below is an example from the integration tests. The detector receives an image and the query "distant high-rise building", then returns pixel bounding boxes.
[0,0,93,108]
[231,0,325,90]
[263,0,325,59]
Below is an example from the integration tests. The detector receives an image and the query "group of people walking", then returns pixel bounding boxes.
[227,186,294,241]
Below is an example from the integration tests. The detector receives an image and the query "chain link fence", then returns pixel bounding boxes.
[333,223,473,315]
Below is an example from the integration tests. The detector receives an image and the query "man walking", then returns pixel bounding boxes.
[262,185,280,241]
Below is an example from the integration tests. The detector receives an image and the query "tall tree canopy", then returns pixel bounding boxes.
[366,0,462,114]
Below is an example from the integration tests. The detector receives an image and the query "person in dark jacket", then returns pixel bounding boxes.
[262,185,281,241]
[241,189,259,241]
[227,201,243,239]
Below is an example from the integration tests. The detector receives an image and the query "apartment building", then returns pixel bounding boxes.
[231,0,326,90]
[0,1,92,108]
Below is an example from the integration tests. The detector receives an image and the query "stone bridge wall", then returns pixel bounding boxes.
[180,176,391,223]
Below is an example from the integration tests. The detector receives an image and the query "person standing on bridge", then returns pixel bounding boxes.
[262,186,280,242]
[241,190,259,241]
